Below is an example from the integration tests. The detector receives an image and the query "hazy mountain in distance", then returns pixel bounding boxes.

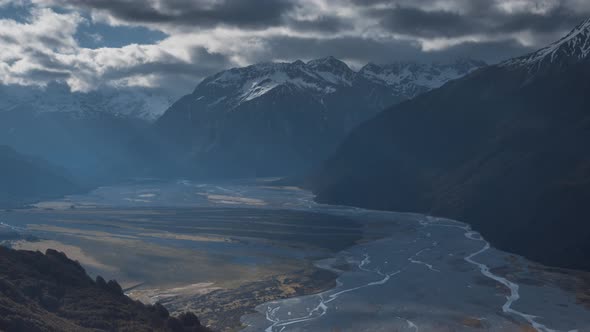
[0,83,176,122]
[0,145,80,208]
[0,108,163,184]
[156,57,484,178]
[309,18,590,270]
[0,83,176,183]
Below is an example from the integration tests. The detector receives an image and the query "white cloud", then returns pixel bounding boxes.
[0,4,226,93]
[0,0,589,94]
[494,0,560,15]
[0,7,82,86]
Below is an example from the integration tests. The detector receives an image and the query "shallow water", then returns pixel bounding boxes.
[243,214,590,331]
[3,179,590,331]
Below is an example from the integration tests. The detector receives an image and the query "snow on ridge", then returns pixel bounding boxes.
[501,18,590,72]
[313,70,353,86]
[200,57,357,107]
[358,60,482,98]
[0,83,175,121]
[198,57,483,106]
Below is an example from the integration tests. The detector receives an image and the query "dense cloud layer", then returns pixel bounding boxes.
[51,0,296,29]
[1,0,589,95]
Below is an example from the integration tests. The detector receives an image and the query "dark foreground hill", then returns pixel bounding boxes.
[310,19,590,271]
[0,246,211,332]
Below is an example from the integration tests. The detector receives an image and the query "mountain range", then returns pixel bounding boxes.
[309,18,590,270]
[0,83,175,122]
[156,57,484,177]
[0,82,177,184]
[0,58,483,182]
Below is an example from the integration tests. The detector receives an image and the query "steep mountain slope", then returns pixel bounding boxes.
[502,18,590,74]
[0,146,80,208]
[310,19,590,270]
[156,57,483,178]
[0,247,210,332]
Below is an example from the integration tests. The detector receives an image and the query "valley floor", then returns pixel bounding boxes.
[1,180,589,331]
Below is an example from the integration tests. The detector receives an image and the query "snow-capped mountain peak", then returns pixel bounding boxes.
[158,57,483,178]
[502,18,590,72]
[195,58,360,109]
[193,57,484,110]
[358,59,485,99]
[306,56,355,86]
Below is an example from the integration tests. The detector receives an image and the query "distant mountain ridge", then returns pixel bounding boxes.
[0,106,163,184]
[0,145,80,208]
[0,83,176,122]
[309,19,590,270]
[156,57,484,178]
[358,59,483,99]
[189,57,484,110]
[0,83,176,184]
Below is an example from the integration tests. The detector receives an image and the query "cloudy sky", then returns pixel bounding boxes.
[1,0,589,95]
